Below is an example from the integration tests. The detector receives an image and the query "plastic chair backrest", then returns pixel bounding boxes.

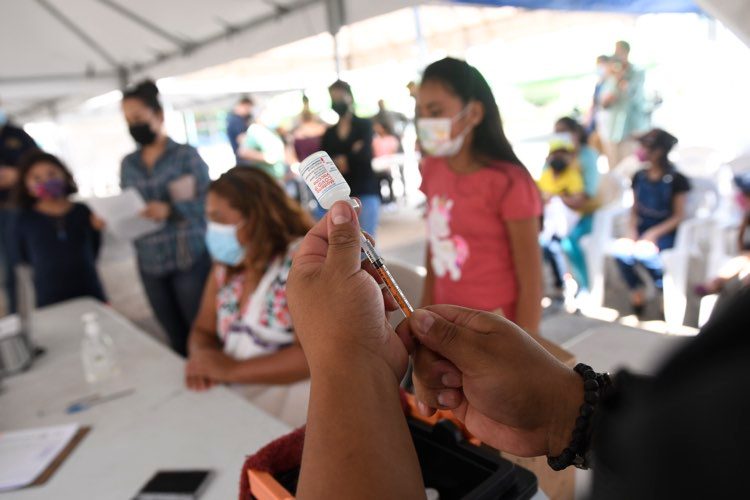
[684,177,720,219]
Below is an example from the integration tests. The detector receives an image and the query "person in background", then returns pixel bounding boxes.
[10,151,106,307]
[320,80,380,236]
[417,57,542,335]
[372,119,401,158]
[226,95,253,165]
[555,116,601,295]
[695,174,750,296]
[291,95,327,163]
[0,103,38,313]
[612,128,689,316]
[372,118,401,205]
[586,54,610,149]
[538,134,585,299]
[186,167,312,427]
[121,80,211,357]
[285,202,750,499]
[598,41,649,169]
[237,106,287,181]
[374,99,408,139]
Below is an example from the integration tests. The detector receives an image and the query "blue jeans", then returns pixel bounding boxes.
[312,194,381,237]
[612,233,675,291]
[0,208,17,313]
[561,215,593,292]
[541,236,566,290]
[139,252,211,357]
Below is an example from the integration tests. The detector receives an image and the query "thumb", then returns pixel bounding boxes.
[324,200,362,277]
[409,309,484,370]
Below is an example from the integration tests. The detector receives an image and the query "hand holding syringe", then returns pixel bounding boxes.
[300,152,414,318]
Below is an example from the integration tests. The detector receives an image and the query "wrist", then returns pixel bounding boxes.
[308,347,399,385]
[547,367,584,457]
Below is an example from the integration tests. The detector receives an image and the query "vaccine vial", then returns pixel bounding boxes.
[299,151,351,209]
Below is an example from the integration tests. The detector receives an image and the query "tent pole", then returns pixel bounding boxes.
[413,5,428,68]
[326,0,345,78]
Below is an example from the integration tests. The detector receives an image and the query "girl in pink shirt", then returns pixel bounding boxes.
[417,58,543,335]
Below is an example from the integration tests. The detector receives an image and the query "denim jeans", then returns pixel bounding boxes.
[541,236,566,290]
[0,208,17,313]
[139,251,211,357]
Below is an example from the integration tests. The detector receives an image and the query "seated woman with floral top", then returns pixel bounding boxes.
[185,166,313,426]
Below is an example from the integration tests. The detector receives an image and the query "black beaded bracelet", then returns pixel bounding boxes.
[547,363,611,471]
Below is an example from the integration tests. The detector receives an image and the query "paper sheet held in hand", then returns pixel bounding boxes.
[87,188,164,240]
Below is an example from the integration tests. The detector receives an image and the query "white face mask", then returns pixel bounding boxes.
[417,106,472,157]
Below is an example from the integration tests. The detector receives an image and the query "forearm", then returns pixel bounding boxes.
[238,147,267,163]
[515,283,542,337]
[645,215,683,240]
[188,327,221,354]
[297,355,424,499]
[562,194,588,211]
[226,344,309,385]
[420,254,435,308]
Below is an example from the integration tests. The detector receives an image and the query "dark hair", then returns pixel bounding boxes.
[209,167,313,271]
[639,128,678,169]
[238,95,254,106]
[373,117,396,137]
[328,80,354,100]
[596,54,610,63]
[616,40,631,54]
[555,116,589,146]
[122,79,162,113]
[13,150,78,209]
[421,57,523,167]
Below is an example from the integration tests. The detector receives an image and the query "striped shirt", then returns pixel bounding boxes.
[121,138,209,276]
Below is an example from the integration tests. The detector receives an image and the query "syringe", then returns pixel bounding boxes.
[359,232,414,318]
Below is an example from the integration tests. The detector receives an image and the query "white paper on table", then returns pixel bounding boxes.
[0,424,80,491]
[87,188,164,240]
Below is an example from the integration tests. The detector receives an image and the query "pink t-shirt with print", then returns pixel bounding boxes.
[420,157,542,319]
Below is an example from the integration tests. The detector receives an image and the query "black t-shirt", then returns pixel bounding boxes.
[0,123,38,201]
[10,203,106,307]
[320,116,378,197]
[591,287,750,499]
[632,166,690,232]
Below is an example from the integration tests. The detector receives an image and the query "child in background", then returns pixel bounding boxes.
[537,135,586,298]
[10,151,107,307]
[417,57,542,335]
[537,134,585,200]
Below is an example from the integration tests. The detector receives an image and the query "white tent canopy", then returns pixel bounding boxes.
[0,0,416,116]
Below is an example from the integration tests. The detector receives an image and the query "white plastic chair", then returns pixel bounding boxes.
[661,177,720,330]
[580,172,631,308]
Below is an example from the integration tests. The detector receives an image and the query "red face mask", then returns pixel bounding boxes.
[635,147,649,162]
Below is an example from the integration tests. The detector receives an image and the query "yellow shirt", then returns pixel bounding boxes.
[537,161,585,197]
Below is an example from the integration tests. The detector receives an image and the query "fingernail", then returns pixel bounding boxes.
[331,202,352,225]
[417,400,430,416]
[442,372,461,388]
[437,391,451,407]
[414,310,435,334]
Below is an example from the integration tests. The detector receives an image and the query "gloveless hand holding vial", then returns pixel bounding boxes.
[299,151,414,318]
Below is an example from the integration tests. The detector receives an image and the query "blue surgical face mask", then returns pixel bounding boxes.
[205,221,246,266]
